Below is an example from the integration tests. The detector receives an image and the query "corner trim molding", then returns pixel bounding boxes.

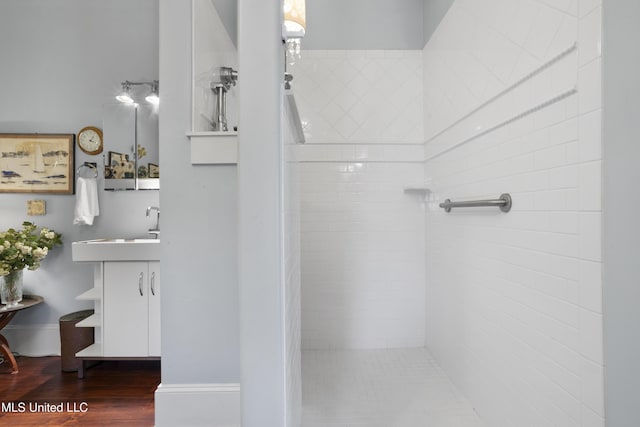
[155,383,240,427]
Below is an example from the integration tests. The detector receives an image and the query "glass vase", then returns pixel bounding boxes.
[1,269,24,308]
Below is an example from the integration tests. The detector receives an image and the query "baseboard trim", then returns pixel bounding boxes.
[155,382,241,427]
[2,323,60,356]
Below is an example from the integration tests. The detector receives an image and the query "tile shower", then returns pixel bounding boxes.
[292,50,426,351]
[291,0,604,426]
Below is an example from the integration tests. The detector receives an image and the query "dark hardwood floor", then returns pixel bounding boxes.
[0,356,160,426]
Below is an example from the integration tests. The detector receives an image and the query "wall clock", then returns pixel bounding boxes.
[77,126,103,155]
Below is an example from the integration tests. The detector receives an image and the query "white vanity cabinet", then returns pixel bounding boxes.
[103,261,160,357]
[72,239,162,378]
[148,262,161,356]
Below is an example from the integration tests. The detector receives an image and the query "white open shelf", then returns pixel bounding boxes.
[76,343,103,358]
[186,131,238,164]
[76,287,102,301]
[75,313,101,328]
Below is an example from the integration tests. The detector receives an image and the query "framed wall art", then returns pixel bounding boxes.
[0,133,75,194]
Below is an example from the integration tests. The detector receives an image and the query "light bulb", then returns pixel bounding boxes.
[116,91,134,103]
[283,0,306,38]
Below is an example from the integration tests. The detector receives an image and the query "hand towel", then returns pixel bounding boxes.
[73,177,100,226]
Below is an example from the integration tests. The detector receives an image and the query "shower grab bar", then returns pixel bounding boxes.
[439,193,512,213]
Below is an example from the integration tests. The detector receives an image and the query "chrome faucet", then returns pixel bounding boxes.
[210,66,238,131]
[146,206,160,238]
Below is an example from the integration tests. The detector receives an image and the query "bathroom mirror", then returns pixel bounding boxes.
[135,103,160,190]
[102,102,159,190]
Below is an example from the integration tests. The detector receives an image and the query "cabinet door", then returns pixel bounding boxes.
[148,261,161,356]
[103,262,149,357]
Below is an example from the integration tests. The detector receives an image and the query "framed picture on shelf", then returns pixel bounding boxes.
[0,133,74,194]
[108,151,135,179]
[148,163,159,178]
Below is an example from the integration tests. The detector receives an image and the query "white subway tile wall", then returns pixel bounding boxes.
[293,50,427,350]
[423,1,603,427]
[300,162,426,349]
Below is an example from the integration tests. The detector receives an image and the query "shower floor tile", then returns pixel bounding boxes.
[302,348,485,427]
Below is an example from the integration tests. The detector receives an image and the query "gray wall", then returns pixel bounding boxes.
[0,0,159,335]
[210,0,439,50]
[423,0,453,45]
[211,0,237,46]
[304,0,424,49]
[602,0,640,425]
[159,0,239,384]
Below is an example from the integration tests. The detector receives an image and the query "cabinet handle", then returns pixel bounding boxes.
[139,272,144,296]
[151,272,156,296]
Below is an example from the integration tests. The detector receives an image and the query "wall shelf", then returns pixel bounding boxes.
[403,186,431,202]
[403,186,431,195]
[186,131,238,165]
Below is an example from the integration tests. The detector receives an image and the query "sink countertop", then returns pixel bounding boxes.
[72,239,161,262]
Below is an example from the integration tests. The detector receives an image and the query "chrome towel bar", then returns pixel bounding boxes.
[439,193,512,213]
[76,162,98,178]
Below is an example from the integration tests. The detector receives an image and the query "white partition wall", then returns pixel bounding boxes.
[283,98,302,427]
[156,1,240,425]
[237,0,288,425]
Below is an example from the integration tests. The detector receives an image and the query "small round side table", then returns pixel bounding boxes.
[0,295,44,374]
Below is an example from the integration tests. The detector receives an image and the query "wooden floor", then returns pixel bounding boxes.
[0,355,160,426]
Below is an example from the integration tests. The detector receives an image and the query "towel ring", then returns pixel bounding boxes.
[76,162,98,178]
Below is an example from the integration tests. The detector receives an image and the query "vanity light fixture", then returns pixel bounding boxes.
[115,82,135,104]
[145,81,160,105]
[282,0,306,65]
[116,80,160,104]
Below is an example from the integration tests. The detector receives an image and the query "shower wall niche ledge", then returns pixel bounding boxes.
[186,131,238,165]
